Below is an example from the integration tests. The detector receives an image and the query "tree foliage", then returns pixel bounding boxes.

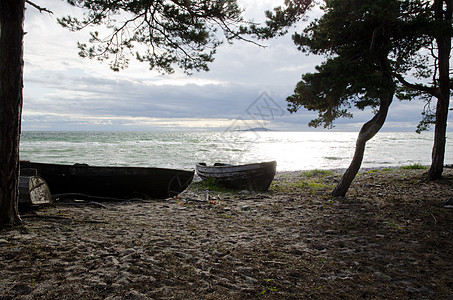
[255,0,450,131]
[287,57,397,129]
[249,0,314,38]
[289,0,403,196]
[58,0,249,73]
[286,0,438,128]
[253,0,452,194]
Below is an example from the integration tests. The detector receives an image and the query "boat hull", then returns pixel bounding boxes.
[20,161,194,199]
[196,161,276,192]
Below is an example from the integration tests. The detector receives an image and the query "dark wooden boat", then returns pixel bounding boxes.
[196,161,277,192]
[20,161,194,199]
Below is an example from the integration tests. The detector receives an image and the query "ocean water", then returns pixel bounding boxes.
[19,131,452,172]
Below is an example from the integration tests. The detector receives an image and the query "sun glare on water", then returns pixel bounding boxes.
[232,131,358,171]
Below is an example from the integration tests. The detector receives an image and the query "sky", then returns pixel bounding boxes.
[21,0,450,132]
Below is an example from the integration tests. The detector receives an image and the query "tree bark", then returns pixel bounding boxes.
[332,91,393,197]
[428,0,452,181]
[0,0,25,225]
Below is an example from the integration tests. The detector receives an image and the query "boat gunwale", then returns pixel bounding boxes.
[196,161,276,173]
[21,161,193,174]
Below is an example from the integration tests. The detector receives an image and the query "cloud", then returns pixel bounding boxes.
[21,0,449,132]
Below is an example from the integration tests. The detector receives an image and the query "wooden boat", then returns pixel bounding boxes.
[196,161,277,192]
[20,161,194,200]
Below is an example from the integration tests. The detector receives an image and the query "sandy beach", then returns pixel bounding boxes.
[1,168,452,299]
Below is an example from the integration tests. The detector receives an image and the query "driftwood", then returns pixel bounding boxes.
[21,214,106,224]
[52,193,146,202]
[19,174,52,208]
[54,201,108,209]
[21,214,72,221]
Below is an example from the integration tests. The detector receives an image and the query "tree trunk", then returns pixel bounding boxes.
[332,92,393,197]
[428,0,452,181]
[0,0,25,225]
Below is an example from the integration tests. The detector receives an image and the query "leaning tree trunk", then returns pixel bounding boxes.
[332,92,393,197]
[428,0,452,181]
[0,0,25,225]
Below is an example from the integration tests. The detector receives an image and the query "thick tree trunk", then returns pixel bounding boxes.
[428,0,452,181]
[332,92,393,197]
[0,0,25,225]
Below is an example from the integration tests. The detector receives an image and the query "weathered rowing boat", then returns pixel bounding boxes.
[20,161,194,199]
[19,168,52,209]
[196,161,277,192]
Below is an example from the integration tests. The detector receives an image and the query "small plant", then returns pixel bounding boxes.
[301,169,334,178]
[270,180,306,192]
[85,254,95,260]
[219,214,233,218]
[386,220,402,230]
[259,279,279,296]
[341,218,361,233]
[306,181,333,190]
[400,163,427,170]
[127,265,135,272]
[62,226,72,232]
[195,178,237,193]
[18,226,30,234]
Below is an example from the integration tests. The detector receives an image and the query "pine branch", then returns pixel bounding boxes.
[25,0,53,14]
[393,73,438,97]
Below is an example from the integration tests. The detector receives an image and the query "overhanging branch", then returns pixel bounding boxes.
[393,73,438,97]
[25,0,53,14]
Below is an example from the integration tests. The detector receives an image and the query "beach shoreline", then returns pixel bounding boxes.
[1,167,452,299]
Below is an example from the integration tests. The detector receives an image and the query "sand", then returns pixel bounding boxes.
[0,168,452,299]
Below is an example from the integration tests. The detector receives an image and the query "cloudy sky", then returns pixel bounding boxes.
[22,0,447,132]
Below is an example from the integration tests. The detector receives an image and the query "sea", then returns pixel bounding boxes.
[19,131,453,172]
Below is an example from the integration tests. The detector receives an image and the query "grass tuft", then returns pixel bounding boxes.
[193,178,237,193]
[400,163,427,170]
[301,169,334,178]
[271,169,336,193]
